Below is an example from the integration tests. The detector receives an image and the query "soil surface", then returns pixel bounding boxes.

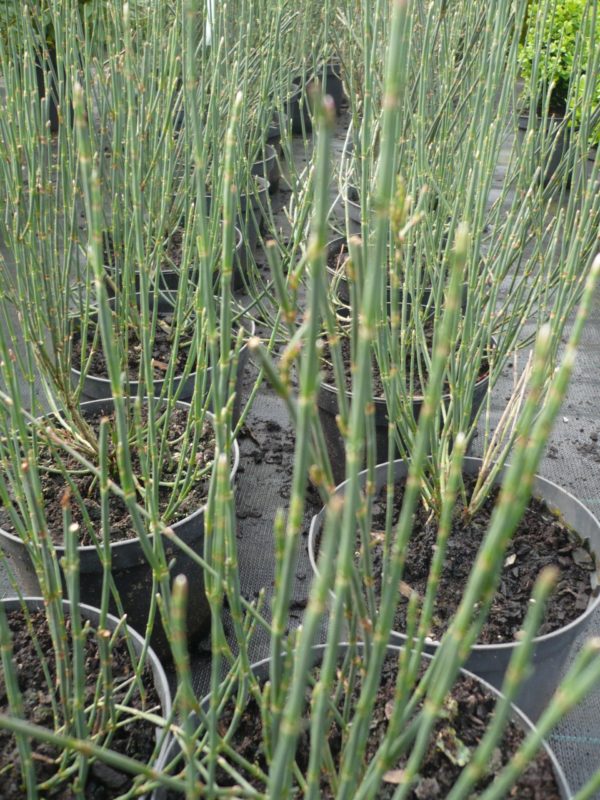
[0,608,160,799]
[71,311,194,382]
[355,475,597,643]
[166,654,561,798]
[164,227,185,268]
[327,239,350,275]
[0,406,215,545]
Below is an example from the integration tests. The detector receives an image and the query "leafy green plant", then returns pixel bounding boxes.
[519,0,599,142]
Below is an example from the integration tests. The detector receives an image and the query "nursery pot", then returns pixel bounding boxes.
[151,642,570,799]
[516,113,570,185]
[325,235,463,310]
[287,77,313,135]
[318,345,489,484]
[308,457,600,721]
[2,596,172,799]
[266,111,288,151]
[343,184,362,228]
[0,401,240,661]
[236,175,270,255]
[71,299,254,422]
[251,143,280,193]
[326,235,437,307]
[318,61,346,114]
[287,63,345,136]
[201,189,264,286]
[102,225,244,295]
[35,45,60,132]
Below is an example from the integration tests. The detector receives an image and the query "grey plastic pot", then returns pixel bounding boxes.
[318,349,489,485]
[325,236,457,310]
[2,596,172,799]
[203,182,267,271]
[251,144,280,194]
[0,400,240,661]
[72,302,254,424]
[150,641,570,799]
[309,456,600,721]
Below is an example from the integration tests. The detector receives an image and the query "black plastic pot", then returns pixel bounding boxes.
[266,111,288,151]
[287,63,346,137]
[287,77,313,135]
[71,299,254,422]
[309,457,600,721]
[516,113,570,185]
[0,400,240,660]
[151,641,570,799]
[318,339,489,484]
[318,62,346,114]
[35,45,60,132]
[342,184,361,227]
[251,144,280,193]
[2,596,172,799]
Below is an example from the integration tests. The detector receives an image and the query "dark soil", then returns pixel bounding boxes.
[361,475,596,643]
[0,406,215,545]
[164,227,185,268]
[166,654,561,798]
[327,239,350,275]
[71,311,194,382]
[0,608,161,799]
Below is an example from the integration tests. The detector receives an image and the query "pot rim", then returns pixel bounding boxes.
[252,143,278,167]
[318,329,493,404]
[0,399,240,554]
[158,641,569,799]
[70,310,255,391]
[308,455,600,653]
[81,224,244,277]
[1,595,173,795]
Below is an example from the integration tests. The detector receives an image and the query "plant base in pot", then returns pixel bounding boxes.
[71,294,255,421]
[309,457,600,721]
[317,339,490,485]
[0,597,171,799]
[0,401,240,661]
[151,642,569,798]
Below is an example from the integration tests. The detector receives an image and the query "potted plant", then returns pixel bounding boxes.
[0,594,173,798]
[0,73,248,659]
[0,496,173,798]
[517,0,599,182]
[305,166,600,722]
[0,392,240,658]
[151,639,580,799]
